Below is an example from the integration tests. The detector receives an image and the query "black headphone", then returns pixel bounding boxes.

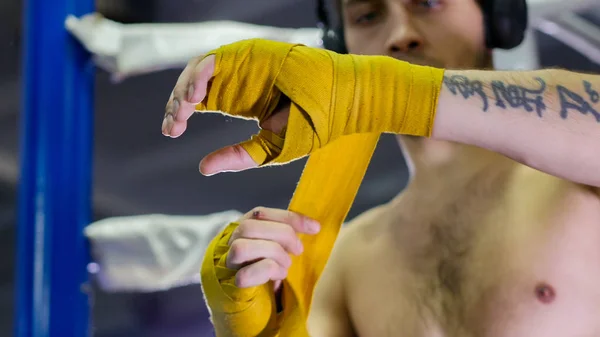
[316,0,528,54]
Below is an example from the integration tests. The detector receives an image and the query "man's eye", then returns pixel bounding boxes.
[354,11,379,25]
[416,0,442,9]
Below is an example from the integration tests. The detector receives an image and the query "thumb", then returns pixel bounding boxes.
[199,144,257,176]
[199,130,284,176]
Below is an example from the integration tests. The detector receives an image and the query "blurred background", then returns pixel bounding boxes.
[1,0,600,336]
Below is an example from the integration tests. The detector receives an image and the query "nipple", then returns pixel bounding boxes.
[535,283,555,304]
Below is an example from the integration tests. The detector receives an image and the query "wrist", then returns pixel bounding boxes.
[395,60,446,137]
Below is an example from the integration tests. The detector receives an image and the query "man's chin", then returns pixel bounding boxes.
[395,56,444,68]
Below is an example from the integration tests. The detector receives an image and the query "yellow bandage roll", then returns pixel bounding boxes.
[201,134,378,337]
[201,222,280,336]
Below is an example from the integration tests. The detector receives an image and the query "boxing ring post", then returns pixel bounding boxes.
[16,0,95,335]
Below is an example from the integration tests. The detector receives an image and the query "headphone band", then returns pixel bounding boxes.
[316,0,329,28]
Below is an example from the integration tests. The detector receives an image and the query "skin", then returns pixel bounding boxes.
[163,0,600,335]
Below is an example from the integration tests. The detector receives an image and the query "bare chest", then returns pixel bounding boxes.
[345,178,600,337]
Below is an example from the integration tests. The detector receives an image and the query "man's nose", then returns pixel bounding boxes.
[385,12,424,57]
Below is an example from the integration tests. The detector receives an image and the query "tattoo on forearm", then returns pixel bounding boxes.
[443,75,489,111]
[444,75,600,123]
[557,81,600,122]
[584,81,599,103]
[490,78,546,117]
[443,75,547,116]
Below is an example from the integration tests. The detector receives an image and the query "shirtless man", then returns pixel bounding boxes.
[162,0,600,336]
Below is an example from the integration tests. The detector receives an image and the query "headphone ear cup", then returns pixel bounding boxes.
[483,0,528,50]
[334,25,348,54]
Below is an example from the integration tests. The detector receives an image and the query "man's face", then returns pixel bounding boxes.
[341,0,491,69]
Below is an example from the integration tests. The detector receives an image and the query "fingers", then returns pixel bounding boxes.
[163,55,215,138]
[227,238,291,270]
[162,57,198,136]
[230,219,304,255]
[242,207,321,235]
[187,55,215,105]
[199,144,258,176]
[164,51,288,174]
[235,258,288,288]
[225,207,321,289]
[228,207,321,254]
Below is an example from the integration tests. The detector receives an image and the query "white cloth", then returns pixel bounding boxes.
[65,13,322,82]
[84,210,242,292]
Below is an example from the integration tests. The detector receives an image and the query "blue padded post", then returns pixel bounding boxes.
[17,0,95,335]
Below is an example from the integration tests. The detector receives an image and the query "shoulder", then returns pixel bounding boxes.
[330,203,394,269]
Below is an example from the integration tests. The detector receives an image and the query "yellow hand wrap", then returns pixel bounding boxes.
[201,222,280,336]
[196,38,445,165]
[198,39,444,337]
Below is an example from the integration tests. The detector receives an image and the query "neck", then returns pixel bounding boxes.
[393,138,514,205]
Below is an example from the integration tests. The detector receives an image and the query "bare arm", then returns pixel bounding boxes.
[432,69,600,187]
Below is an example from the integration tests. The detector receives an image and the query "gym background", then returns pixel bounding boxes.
[1,0,600,336]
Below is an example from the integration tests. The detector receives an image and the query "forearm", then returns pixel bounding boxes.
[432,68,600,187]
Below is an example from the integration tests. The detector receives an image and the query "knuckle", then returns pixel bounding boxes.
[173,85,186,97]
[192,63,205,78]
[285,211,302,228]
[229,226,241,243]
[248,206,267,219]
[268,261,288,281]
[277,266,289,280]
[232,144,247,161]
[280,253,292,269]
[186,56,200,67]
[235,221,254,238]
[266,259,281,275]
[228,240,247,264]
[165,99,174,114]
[235,269,251,288]
[283,225,296,239]
[230,144,246,162]
[281,227,298,248]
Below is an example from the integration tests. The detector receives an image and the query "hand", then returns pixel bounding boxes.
[226,207,320,291]
[162,39,346,176]
[162,39,442,176]
[162,53,292,176]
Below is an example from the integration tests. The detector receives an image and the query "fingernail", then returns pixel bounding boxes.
[187,84,195,102]
[162,118,168,135]
[199,160,216,176]
[166,114,174,134]
[307,220,320,234]
[172,99,180,119]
